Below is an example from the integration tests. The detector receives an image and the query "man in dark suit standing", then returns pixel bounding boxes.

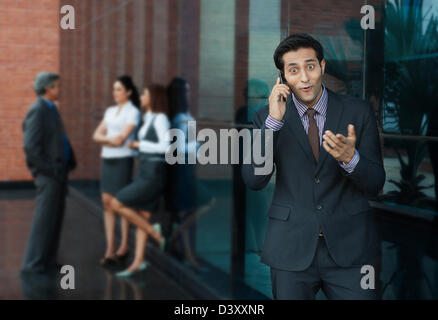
[21,72,76,274]
[242,34,385,299]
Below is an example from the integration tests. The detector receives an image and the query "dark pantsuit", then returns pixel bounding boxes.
[21,175,68,273]
[270,236,380,300]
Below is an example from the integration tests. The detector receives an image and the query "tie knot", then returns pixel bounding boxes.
[305,108,317,118]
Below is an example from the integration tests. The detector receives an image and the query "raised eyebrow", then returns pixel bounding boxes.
[286,59,317,67]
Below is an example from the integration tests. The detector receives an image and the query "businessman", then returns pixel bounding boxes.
[21,72,76,274]
[242,34,385,299]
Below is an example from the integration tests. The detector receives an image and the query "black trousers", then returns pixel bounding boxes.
[270,236,381,300]
[21,174,68,273]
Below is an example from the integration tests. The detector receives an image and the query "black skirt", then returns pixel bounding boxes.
[100,157,134,196]
[115,153,166,212]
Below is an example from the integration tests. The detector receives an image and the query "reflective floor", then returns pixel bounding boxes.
[3,184,437,300]
[0,188,194,300]
[75,180,438,299]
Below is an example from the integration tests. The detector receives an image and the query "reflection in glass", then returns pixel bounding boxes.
[380,0,438,215]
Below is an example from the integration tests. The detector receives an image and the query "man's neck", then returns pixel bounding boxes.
[42,95,54,103]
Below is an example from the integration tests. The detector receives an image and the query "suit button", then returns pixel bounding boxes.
[314,178,320,184]
[316,205,322,210]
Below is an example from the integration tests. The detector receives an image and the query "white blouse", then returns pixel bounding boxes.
[138,112,170,154]
[101,101,140,158]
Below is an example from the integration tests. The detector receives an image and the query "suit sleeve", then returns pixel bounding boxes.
[23,107,57,178]
[241,110,281,190]
[341,102,386,196]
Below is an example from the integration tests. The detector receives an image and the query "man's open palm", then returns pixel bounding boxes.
[322,124,356,163]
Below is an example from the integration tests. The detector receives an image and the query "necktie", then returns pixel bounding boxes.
[305,108,323,236]
[305,108,319,162]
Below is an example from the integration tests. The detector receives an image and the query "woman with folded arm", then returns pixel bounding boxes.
[92,75,141,267]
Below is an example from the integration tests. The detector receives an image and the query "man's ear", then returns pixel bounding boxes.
[320,59,326,75]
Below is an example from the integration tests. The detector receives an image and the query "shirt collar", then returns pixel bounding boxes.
[292,84,328,118]
[42,97,55,108]
[119,100,133,110]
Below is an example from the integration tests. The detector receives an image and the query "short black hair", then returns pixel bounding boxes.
[34,72,60,95]
[273,33,324,72]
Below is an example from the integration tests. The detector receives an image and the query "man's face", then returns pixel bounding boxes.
[282,47,325,107]
[45,79,60,101]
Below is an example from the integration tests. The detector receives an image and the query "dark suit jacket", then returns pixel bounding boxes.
[23,97,76,182]
[242,88,385,271]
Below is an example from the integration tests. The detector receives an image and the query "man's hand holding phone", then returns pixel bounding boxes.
[269,76,290,121]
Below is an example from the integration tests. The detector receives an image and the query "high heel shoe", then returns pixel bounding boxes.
[115,261,149,278]
[99,255,118,267]
[152,223,166,251]
[114,251,129,264]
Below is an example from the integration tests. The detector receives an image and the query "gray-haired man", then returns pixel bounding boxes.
[21,72,76,274]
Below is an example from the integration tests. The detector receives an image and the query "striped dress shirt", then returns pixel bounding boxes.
[265,85,359,173]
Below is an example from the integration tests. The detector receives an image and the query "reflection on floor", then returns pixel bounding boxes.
[0,188,194,300]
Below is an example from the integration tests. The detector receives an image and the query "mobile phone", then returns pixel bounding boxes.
[278,71,286,102]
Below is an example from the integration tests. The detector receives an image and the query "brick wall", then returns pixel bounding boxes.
[0,0,60,181]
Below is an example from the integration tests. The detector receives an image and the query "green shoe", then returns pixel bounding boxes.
[138,261,149,271]
[152,223,161,234]
[152,223,166,251]
[160,237,166,251]
[115,261,149,278]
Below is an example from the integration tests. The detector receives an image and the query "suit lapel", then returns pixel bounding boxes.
[282,88,345,168]
[315,89,344,175]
